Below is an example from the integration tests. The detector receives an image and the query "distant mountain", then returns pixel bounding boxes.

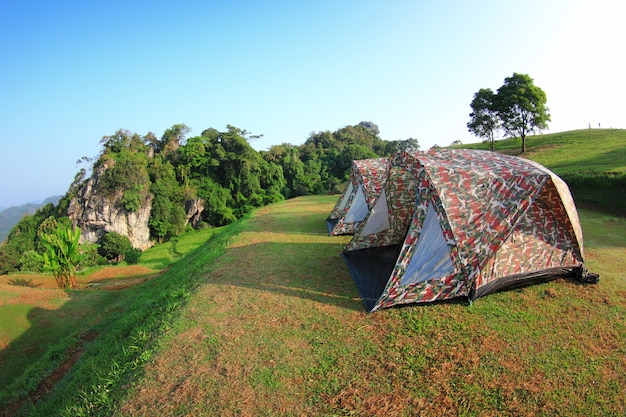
[0,196,62,242]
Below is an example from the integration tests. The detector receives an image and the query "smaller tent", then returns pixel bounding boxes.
[343,149,596,312]
[326,158,388,235]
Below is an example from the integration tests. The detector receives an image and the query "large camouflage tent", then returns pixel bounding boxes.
[343,149,594,312]
[326,158,388,235]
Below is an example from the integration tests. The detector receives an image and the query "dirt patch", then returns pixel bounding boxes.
[87,275,157,290]
[86,265,154,280]
[0,331,98,417]
[0,265,157,291]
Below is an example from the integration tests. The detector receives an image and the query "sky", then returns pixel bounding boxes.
[1,0,624,208]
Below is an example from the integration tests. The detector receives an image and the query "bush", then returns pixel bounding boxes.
[19,250,44,273]
[99,232,134,264]
[80,242,106,268]
[124,247,142,265]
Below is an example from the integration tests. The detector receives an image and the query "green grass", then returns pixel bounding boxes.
[138,226,215,270]
[455,128,626,175]
[117,196,624,416]
[0,222,241,416]
[0,195,624,416]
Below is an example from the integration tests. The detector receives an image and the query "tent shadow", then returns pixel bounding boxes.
[203,240,364,312]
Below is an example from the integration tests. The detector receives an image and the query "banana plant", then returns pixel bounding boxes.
[38,224,85,289]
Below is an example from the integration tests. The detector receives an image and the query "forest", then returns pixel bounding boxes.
[0,121,416,275]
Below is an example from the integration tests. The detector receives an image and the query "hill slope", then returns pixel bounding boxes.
[0,196,61,242]
[113,196,625,416]
[456,128,626,175]
[455,129,626,214]
[2,195,625,416]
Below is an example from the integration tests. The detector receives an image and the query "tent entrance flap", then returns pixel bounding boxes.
[344,186,368,223]
[401,203,455,286]
[342,245,402,311]
[326,218,338,235]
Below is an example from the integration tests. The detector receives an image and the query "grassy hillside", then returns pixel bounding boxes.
[454,129,626,214]
[109,198,626,416]
[2,195,623,416]
[462,128,626,173]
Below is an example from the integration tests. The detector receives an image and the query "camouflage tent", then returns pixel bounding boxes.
[343,149,593,312]
[326,158,388,235]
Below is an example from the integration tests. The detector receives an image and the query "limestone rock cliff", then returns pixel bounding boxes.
[67,169,154,250]
[67,162,206,251]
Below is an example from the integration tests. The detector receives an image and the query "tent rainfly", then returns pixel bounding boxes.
[343,149,598,312]
[326,158,388,236]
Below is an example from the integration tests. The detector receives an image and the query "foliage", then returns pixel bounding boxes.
[467,87,499,151]
[392,137,420,153]
[155,123,190,157]
[37,223,84,289]
[124,247,142,265]
[562,172,626,215]
[148,156,187,242]
[468,73,550,153]
[98,148,150,212]
[19,249,44,273]
[496,73,550,152]
[79,241,106,268]
[0,196,61,242]
[0,204,58,274]
[98,232,134,264]
[1,121,410,258]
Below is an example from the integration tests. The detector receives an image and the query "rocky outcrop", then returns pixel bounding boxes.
[68,166,154,251]
[67,152,208,250]
[185,198,205,229]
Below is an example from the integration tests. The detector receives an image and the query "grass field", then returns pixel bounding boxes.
[1,195,624,416]
[114,197,626,417]
[1,129,625,416]
[456,128,626,176]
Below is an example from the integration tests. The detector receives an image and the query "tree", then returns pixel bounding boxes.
[148,156,187,242]
[98,148,151,212]
[37,223,84,289]
[392,138,420,153]
[99,232,134,264]
[495,73,550,153]
[158,123,191,157]
[467,88,499,151]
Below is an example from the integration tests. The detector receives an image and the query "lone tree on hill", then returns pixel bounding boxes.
[468,73,550,153]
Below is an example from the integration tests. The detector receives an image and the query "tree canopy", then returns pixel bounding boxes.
[467,88,499,151]
[1,121,415,275]
[468,73,550,153]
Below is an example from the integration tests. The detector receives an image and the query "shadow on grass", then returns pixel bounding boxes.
[203,239,363,312]
[0,289,120,416]
[7,278,43,288]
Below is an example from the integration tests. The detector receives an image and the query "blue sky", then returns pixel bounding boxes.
[1,0,624,208]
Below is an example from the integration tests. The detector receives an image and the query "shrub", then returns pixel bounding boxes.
[125,247,142,265]
[99,232,134,264]
[19,250,44,273]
